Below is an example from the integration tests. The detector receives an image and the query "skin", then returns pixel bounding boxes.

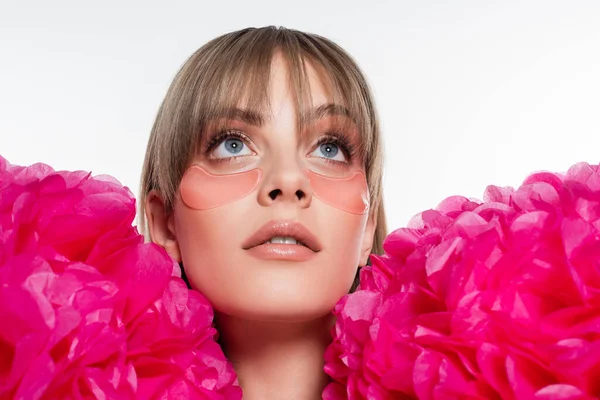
[146,52,376,399]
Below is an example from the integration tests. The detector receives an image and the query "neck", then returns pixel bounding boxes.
[216,312,334,400]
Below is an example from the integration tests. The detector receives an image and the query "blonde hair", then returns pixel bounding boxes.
[139,26,387,264]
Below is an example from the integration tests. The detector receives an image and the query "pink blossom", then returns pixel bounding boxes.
[0,156,241,399]
[324,163,600,399]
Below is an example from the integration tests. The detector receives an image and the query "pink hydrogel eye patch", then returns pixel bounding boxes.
[307,170,370,215]
[180,166,262,210]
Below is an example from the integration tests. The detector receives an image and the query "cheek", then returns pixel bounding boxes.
[173,197,253,292]
[325,212,367,256]
[315,207,368,286]
[307,170,370,286]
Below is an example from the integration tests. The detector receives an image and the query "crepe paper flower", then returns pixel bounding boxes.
[0,156,241,399]
[324,163,600,400]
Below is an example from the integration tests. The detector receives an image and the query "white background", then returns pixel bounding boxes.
[1,1,599,231]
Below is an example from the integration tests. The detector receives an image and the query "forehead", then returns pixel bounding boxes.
[268,52,333,103]
[209,104,356,128]
[210,54,356,128]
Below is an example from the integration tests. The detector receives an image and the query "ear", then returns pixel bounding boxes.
[145,190,181,263]
[359,211,377,266]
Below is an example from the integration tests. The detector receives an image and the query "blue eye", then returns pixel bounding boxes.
[212,137,252,159]
[309,142,346,162]
[320,143,338,158]
[224,138,243,153]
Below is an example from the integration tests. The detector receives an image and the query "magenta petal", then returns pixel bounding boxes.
[324,162,600,398]
[0,156,240,400]
[476,343,512,398]
[322,383,347,400]
[534,384,592,400]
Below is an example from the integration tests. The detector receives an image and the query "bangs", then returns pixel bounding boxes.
[183,28,374,164]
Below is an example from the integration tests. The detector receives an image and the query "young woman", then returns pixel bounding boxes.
[2,24,595,400]
[140,26,387,398]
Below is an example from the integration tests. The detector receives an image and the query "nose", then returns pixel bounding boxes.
[258,157,313,208]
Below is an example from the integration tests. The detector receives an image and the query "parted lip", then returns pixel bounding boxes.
[242,220,322,252]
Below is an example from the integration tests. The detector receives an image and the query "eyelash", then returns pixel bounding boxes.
[204,130,252,163]
[313,132,356,164]
[204,129,356,163]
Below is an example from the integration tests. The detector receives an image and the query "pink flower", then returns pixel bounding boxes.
[0,156,241,399]
[324,163,600,399]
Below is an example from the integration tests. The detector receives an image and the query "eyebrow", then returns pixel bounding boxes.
[214,103,354,127]
[217,108,266,126]
[306,103,353,123]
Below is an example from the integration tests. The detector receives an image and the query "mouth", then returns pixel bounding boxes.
[242,220,322,254]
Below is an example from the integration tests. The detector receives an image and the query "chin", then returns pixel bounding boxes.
[211,287,344,323]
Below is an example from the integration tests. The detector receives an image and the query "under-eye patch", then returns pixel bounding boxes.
[180,166,262,210]
[307,170,370,215]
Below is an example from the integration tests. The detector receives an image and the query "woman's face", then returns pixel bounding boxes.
[156,53,376,322]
